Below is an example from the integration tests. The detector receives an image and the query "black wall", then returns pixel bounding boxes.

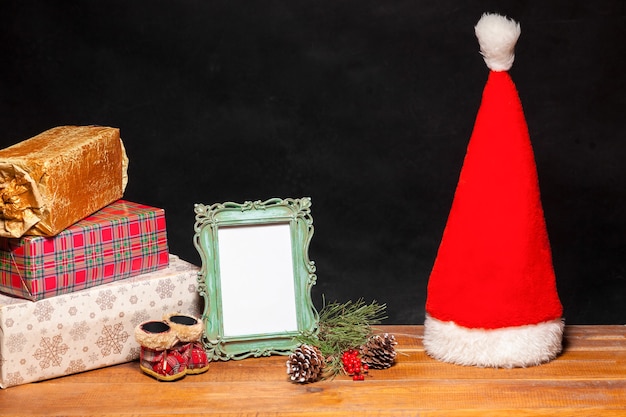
[1,1,624,324]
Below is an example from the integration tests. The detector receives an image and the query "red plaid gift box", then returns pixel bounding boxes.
[0,200,169,301]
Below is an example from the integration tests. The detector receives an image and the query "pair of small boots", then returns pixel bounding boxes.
[134,313,209,381]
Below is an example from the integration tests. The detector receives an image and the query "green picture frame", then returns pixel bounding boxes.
[193,197,318,360]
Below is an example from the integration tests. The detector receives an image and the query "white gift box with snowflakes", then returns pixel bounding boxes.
[0,254,202,388]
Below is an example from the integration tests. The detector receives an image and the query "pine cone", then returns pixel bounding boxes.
[286,344,326,383]
[360,333,397,369]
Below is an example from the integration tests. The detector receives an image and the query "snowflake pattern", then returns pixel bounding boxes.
[131,309,151,328]
[6,333,28,353]
[33,335,69,369]
[95,289,116,311]
[6,372,24,387]
[127,346,141,361]
[33,301,54,322]
[64,359,87,375]
[96,323,129,356]
[155,279,175,299]
[69,321,90,341]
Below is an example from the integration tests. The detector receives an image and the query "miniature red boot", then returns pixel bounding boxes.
[163,313,210,375]
[134,320,187,381]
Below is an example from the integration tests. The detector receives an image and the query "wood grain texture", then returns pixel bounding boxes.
[1,325,624,416]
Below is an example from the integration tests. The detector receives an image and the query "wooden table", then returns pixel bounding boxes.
[1,325,625,416]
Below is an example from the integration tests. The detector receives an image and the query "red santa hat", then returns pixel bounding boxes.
[423,13,564,368]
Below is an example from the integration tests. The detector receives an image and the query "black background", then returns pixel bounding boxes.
[1,1,624,324]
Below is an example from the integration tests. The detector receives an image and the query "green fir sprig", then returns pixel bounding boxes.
[296,297,387,379]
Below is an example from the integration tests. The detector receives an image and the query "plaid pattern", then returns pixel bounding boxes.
[177,341,209,373]
[140,346,187,380]
[0,200,169,301]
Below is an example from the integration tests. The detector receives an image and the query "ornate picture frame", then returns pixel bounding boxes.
[193,197,318,360]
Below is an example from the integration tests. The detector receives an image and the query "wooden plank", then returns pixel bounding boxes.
[6,378,626,416]
[0,325,624,417]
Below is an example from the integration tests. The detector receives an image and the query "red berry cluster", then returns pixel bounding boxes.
[341,349,369,381]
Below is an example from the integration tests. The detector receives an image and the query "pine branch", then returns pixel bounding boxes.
[296,298,387,379]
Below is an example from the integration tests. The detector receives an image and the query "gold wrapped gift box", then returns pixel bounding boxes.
[0,126,129,238]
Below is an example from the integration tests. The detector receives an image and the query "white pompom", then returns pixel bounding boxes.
[475,13,521,71]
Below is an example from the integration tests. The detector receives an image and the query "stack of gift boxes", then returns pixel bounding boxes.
[0,126,202,388]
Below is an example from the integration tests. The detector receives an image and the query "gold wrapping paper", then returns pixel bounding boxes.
[0,125,129,238]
